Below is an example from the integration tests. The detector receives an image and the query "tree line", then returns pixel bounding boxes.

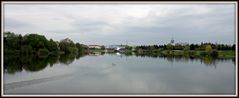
[134,42,235,58]
[4,32,88,55]
[136,43,235,51]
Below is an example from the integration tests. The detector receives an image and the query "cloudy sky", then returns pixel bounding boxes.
[4,3,235,45]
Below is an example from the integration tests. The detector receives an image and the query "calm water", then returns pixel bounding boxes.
[4,52,236,95]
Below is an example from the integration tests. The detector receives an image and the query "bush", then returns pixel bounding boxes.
[71,47,78,54]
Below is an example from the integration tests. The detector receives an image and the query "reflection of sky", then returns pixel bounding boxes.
[4,54,235,94]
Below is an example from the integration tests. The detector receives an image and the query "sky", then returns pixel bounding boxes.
[4,3,236,45]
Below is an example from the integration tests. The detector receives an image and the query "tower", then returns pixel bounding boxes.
[170,34,175,45]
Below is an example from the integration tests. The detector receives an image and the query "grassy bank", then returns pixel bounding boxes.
[217,50,235,59]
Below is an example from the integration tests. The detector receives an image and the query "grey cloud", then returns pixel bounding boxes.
[3,4,235,45]
[73,21,110,32]
[5,18,31,28]
[109,5,234,45]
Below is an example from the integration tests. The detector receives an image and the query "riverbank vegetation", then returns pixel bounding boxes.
[134,43,235,59]
[3,32,236,74]
[4,32,235,60]
[4,32,88,56]
[4,51,87,74]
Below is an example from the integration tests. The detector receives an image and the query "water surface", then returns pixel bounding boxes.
[4,53,235,95]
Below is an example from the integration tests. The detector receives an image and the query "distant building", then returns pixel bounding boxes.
[88,45,102,49]
[106,45,127,52]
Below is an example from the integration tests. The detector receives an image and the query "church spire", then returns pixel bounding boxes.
[171,33,174,44]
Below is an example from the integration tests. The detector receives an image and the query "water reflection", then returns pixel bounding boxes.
[4,53,87,74]
[4,52,235,94]
[4,52,235,74]
[59,54,76,65]
[122,52,234,67]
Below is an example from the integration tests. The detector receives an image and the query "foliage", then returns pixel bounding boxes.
[135,42,235,51]
[101,46,106,50]
[4,32,86,56]
[4,32,234,60]
[59,38,78,54]
[76,43,89,53]
[205,45,213,55]
[46,39,58,51]
[22,33,48,51]
[4,32,21,50]
[184,45,190,52]
[166,43,173,50]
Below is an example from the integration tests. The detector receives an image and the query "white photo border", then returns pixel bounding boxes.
[1,1,238,97]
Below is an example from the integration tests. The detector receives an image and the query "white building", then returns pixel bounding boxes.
[88,45,102,49]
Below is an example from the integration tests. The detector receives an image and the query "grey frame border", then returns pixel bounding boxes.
[1,1,238,97]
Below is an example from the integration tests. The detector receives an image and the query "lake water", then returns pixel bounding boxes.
[3,52,236,95]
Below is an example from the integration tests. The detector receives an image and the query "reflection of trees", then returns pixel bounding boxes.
[59,53,76,65]
[125,52,133,56]
[23,56,48,72]
[76,52,86,59]
[118,52,233,68]
[166,56,174,63]
[232,58,235,65]
[4,53,87,74]
[202,56,216,68]
[46,55,59,67]
[4,55,23,74]
[100,52,105,55]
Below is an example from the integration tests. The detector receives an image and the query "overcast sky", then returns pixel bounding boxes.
[4,3,235,45]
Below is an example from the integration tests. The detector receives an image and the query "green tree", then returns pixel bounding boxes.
[205,45,213,55]
[166,43,173,50]
[101,45,106,50]
[149,46,155,50]
[184,45,190,52]
[183,45,190,56]
[22,33,48,51]
[4,32,21,51]
[75,43,82,51]
[59,38,78,54]
[46,39,58,52]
